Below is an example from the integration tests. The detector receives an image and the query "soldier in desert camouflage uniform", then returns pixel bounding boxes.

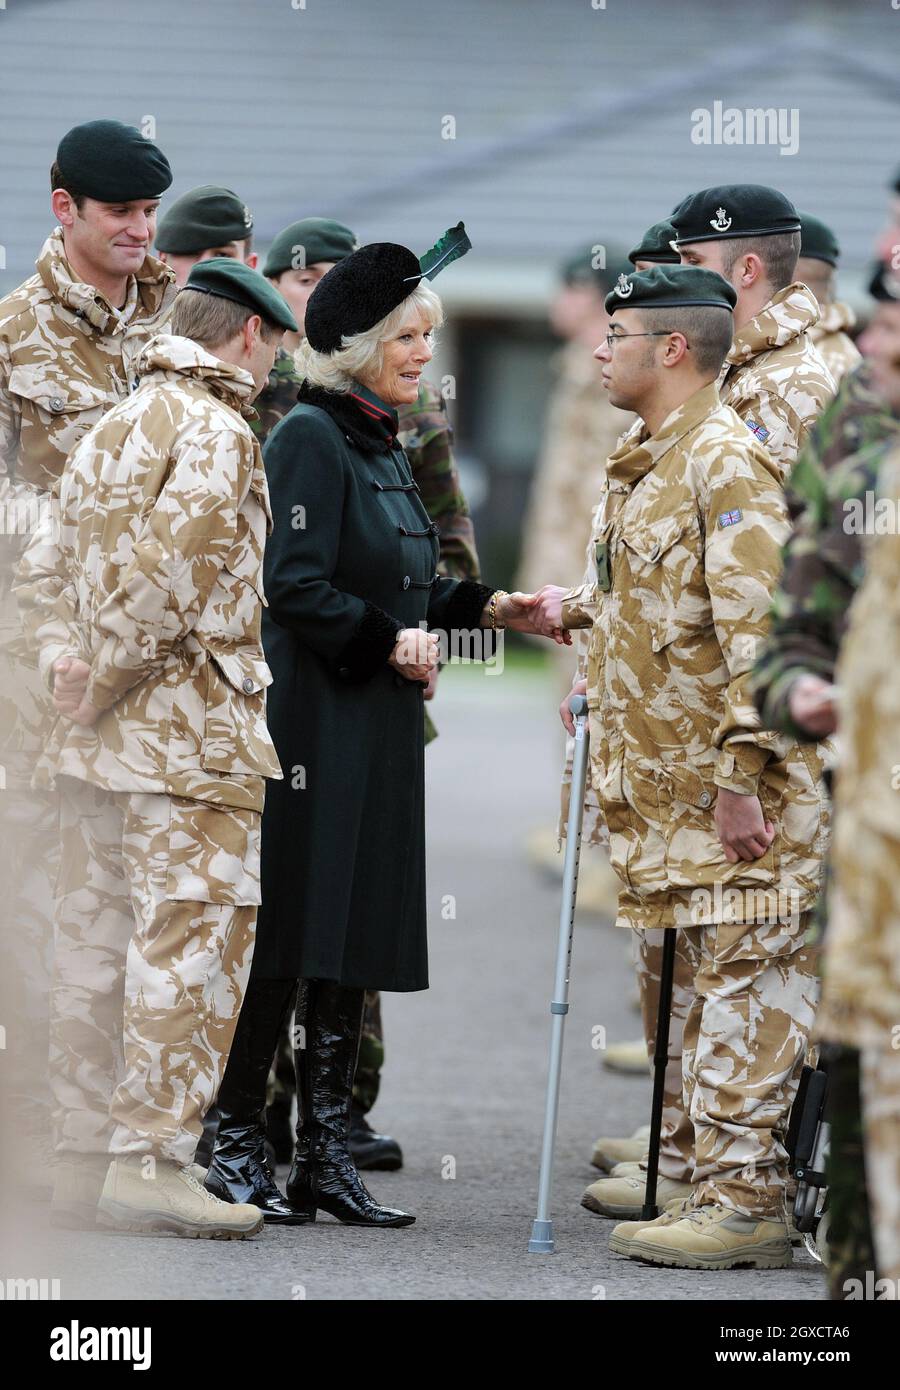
[0,120,176,1191]
[819,448,900,1289]
[796,213,861,387]
[752,263,900,1295]
[14,259,298,1238]
[253,218,479,1170]
[538,266,828,1268]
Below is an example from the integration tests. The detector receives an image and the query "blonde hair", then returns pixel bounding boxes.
[298,282,443,393]
[171,289,283,348]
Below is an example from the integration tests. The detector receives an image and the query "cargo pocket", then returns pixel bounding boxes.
[165,795,262,906]
[201,646,281,779]
[618,508,709,653]
[8,366,111,467]
[661,762,779,896]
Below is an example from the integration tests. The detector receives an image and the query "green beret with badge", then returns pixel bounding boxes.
[628,220,680,267]
[56,118,172,202]
[559,243,631,292]
[182,257,298,332]
[155,185,253,254]
[798,212,841,267]
[263,218,358,278]
[604,264,738,315]
[670,184,800,246]
[305,222,471,353]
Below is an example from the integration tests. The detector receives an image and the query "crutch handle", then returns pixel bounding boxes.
[568,693,588,719]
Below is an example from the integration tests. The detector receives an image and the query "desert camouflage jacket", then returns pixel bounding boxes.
[560,383,829,930]
[807,300,861,387]
[820,447,900,1044]
[14,334,281,812]
[719,282,836,474]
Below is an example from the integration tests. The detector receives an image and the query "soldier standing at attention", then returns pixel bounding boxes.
[14,260,298,1238]
[796,213,861,386]
[0,119,175,1194]
[672,184,836,473]
[628,219,681,273]
[544,266,828,1269]
[154,184,257,286]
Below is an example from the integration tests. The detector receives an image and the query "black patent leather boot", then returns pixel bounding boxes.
[286,980,415,1227]
[205,977,310,1224]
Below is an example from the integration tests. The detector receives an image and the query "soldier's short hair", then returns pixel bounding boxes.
[170,289,283,348]
[50,160,86,211]
[297,282,443,394]
[638,305,734,374]
[720,230,800,291]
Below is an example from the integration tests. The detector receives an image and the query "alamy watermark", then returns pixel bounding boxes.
[691,101,799,157]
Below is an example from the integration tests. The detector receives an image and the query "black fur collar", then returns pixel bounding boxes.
[297,381,399,454]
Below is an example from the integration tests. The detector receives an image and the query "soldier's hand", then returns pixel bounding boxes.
[389,628,440,683]
[501,589,572,645]
[67,695,102,728]
[714,788,775,863]
[560,677,588,734]
[788,674,838,737]
[52,656,92,715]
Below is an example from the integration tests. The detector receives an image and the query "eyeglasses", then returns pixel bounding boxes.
[605,331,689,349]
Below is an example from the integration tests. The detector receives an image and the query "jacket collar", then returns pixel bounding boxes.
[36,227,175,336]
[297,379,400,453]
[809,299,857,338]
[606,381,722,487]
[726,282,820,367]
[136,333,257,416]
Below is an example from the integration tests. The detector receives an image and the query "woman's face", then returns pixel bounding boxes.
[362,306,434,405]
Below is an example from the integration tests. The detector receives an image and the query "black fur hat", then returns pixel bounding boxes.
[305,243,423,352]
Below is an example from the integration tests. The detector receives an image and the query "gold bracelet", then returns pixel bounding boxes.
[489,589,509,630]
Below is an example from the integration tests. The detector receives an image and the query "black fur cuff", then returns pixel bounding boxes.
[334,602,403,683]
[437,580,496,633]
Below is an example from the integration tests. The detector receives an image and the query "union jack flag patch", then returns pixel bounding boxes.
[746,418,770,443]
[718,509,743,528]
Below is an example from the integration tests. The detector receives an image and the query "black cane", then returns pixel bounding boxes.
[640,926,676,1223]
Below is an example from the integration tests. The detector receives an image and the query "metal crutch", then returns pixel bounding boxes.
[528,693,589,1254]
[640,926,676,1222]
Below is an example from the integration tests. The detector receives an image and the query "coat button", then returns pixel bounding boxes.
[242,677,255,693]
[649,543,661,562]
[698,791,712,808]
[402,576,411,590]
[338,666,350,678]
[49,396,65,412]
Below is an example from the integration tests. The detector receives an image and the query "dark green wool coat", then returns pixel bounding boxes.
[252,382,492,990]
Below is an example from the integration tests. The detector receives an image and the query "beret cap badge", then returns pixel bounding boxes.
[710,208,732,232]
[615,273,634,298]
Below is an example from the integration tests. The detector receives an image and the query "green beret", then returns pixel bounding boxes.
[155,185,253,254]
[798,213,840,267]
[868,260,900,303]
[628,220,680,267]
[56,119,172,202]
[305,224,471,353]
[559,243,631,292]
[671,184,800,246]
[263,218,358,278]
[605,265,737,316]
[182,258,298,332]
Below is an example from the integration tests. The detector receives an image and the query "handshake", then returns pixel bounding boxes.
[387,586,572,684]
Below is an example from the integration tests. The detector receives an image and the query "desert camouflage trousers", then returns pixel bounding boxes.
[52,775,260,1167]
[635,914,820,1218]
[860,1042,900,1284]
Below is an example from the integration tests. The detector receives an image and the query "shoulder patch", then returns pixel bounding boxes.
[745,418,770,443]
[717,508,743,529]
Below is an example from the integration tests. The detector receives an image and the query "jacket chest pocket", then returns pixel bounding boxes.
[202,646,281,779]
[617,508,709,652]
[8,366,115,466]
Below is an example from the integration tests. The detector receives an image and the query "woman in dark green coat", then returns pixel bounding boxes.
[205,238,567,1228]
